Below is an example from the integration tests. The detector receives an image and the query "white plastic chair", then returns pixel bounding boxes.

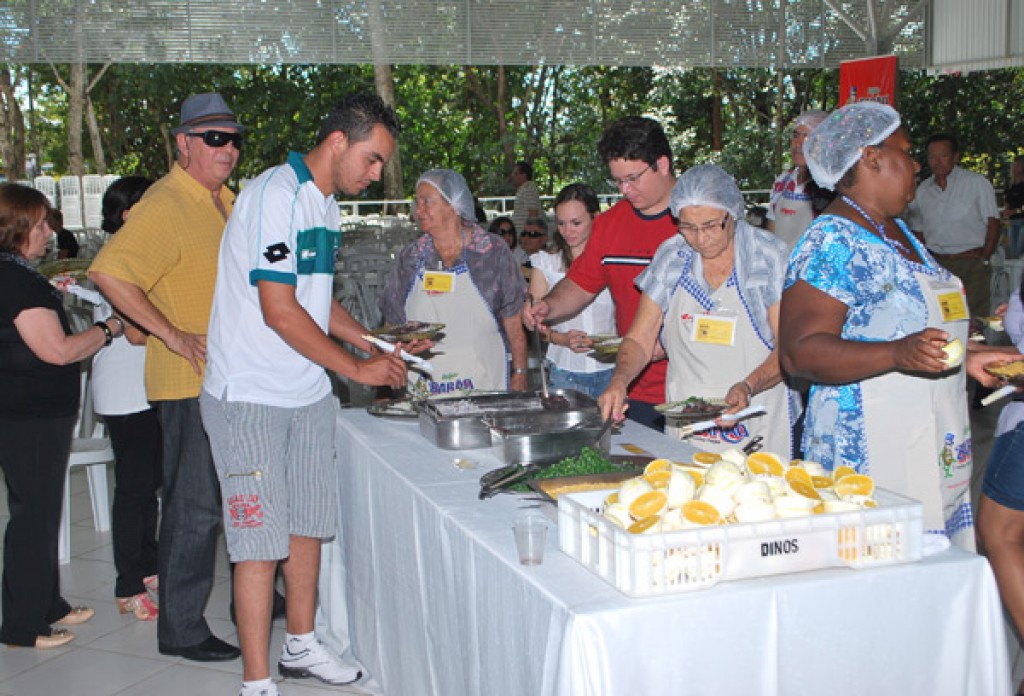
[59,175,84,230]
[33,175,58,209]
[58,363,112,565]
[82,174,105,229]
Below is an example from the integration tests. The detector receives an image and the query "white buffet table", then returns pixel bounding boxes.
[317,410,1010,696]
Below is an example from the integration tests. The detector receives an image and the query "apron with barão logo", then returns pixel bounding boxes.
[405,246,508,397]
[860,271,974,549]
[663,272,794,457]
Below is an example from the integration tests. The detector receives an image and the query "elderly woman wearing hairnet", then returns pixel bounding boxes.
[764,109,832,250]
[598,164,797,455]
[780,102,1017,550]
[380,169,528,395]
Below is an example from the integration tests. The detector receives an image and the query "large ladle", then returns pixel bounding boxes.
[529,298,570,410]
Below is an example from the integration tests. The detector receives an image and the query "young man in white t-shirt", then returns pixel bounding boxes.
[202,94,420,696]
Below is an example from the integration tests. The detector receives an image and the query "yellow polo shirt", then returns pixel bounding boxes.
[90,164,234,401]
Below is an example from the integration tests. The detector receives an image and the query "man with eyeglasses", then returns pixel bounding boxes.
[89,92,245,663]
[526,116,677,431]
[765,110,832,250]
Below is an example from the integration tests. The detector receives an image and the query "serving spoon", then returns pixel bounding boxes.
[529,298,570,410]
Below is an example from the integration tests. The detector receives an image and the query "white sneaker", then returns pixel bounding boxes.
[278,638,361,686]
[238,684,280,696]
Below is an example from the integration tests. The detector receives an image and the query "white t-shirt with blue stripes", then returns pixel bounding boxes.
[205,151,340,408]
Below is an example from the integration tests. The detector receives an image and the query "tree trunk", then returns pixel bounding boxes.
[0,66,27,179]
[373,63,403,212]
[86,95,106,175]
[710,69,724,152]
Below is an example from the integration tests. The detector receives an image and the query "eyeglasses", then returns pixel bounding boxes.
[521,231,546,238]
[607,164,651,190]
[791,128,812,141]
[186,130,243,150]
[678,214,730,236]
[498,227,514,235]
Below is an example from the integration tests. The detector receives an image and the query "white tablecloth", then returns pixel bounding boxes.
[317,410,1011,696]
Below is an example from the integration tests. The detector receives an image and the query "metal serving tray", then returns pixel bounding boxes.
[417,390,599,450]
[487,409,611,466]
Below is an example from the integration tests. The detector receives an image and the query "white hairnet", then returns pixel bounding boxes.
[792,109,828,132]
[416,169,476,223]
[669,164,745,220]
[803,102,901,190]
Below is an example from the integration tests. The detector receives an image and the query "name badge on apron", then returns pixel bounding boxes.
[691,310,737,347]
[929,280,969,323]
[423,270,456,294]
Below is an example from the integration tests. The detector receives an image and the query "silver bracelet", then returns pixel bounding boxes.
[511,368,528,375]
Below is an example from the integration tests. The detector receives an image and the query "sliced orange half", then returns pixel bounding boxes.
[789,479,822,501]
[747,451,785,477]
[629,490,668,520]
[692,451,721,466]
[834,474,875,498]
[643,470,672,489]
[784,466,813,487]
[833,465,857,482]
[682,500,721,526]
[644,458,673,476]
[687,469,705,488]
[605,491,619,505]
[628,515,661,535]
[811,476,833,489]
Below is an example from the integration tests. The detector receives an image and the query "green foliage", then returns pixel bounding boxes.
[6,62,1023,202]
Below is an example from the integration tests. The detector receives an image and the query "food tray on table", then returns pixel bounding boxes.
[654,397,729,423]
[370,321,445,342]
[558,487,923,597]
[590,335,623,356]
[985,359,1024,386]
[418,389,600,450]
[366,398,419,419]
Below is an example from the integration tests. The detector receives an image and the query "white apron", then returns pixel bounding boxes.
[860,272,974,549]
[405,255,508,396]
[773,191,815,251]
[663,277,794,457]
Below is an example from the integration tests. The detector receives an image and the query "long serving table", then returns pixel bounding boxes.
[316,409,1011,696]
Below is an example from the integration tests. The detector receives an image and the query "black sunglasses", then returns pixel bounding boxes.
[498,227,514,234]
[186,130,243,150]
[521,231,546,238]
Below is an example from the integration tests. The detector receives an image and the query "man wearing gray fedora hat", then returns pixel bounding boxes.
[90,91,245,662]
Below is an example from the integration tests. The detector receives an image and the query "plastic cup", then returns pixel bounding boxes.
[513,515,548,565]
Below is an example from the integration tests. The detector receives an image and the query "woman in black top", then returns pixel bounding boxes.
[0,183,124,649]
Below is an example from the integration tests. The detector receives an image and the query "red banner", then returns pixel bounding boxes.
[839,55,899,107]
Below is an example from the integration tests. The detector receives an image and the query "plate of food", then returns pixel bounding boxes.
[590,335,623,355]
[654,396,729,422]
[371,321,445,342]
[984,359,1024,386]
[366,398,420,419]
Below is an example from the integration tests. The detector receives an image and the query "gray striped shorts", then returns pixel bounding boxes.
[200,391,338,562]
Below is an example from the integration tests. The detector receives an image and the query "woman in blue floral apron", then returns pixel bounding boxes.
[781,102,1014,550]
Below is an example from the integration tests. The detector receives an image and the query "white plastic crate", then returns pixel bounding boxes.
[558,487,923,597]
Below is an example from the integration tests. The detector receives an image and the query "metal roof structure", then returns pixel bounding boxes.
[0,1,1020,74]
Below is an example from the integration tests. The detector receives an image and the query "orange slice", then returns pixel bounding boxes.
[628,515,661,535]
[629,490,668,520]
[643,470,672,489]
[644,459,673,475]
[789,479,822,501]
[747,451,785,477]
[687,469,705,488]
[784,466,813,487]
[833,465,857,482]
[682,500,721,526]
[834,474,875,498]
[605,491,619,505]
[811,476,833,489]
[692,451,721,466]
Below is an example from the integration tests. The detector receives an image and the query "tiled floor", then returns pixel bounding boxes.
[0,473,375,696]
[2,403,1024,695]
